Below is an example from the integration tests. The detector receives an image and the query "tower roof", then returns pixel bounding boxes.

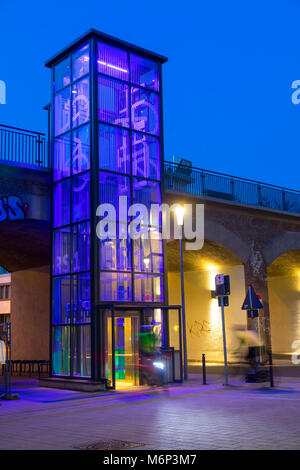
[45,29,168,68]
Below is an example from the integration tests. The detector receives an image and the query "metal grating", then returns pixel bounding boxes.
[76,439,145,450]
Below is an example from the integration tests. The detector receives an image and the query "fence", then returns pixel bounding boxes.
[0,124,49,168]
[164,161,300,215]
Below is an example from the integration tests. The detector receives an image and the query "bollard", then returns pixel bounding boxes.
[202,353,207,385]
[269,352,274,388]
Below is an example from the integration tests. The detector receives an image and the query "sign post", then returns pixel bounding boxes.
[215,274,230,386]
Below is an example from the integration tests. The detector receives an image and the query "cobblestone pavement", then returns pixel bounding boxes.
[1,375,300,450]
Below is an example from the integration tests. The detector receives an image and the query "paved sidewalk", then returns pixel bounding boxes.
[1,375,300,450]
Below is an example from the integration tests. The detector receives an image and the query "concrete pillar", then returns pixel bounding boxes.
[244,243,272,351]
[11,266,50,360]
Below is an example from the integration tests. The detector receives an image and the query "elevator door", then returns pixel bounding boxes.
[107,313,140,389]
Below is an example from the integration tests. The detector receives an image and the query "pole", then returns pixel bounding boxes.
[248,286,259,372]
[179,237,188,380]
[220,296,229,386]
[202,353,206,385]
[269,352,274,388]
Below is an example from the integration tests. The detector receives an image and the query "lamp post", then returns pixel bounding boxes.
[175,206,188,381]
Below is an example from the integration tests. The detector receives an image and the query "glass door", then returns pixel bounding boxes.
[106,311,140,389]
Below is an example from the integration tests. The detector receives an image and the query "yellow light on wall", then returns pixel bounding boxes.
[175,205,185,226]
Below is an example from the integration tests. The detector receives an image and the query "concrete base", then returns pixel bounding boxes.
[39,377,107,392]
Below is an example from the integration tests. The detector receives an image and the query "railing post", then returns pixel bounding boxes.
[36,133,42,166]
[257,185,262,205]
[231,178,234,199]
[282,190,286,211]
[201,171,205,195]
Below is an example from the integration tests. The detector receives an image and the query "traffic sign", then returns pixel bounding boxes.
[242,285,263,310]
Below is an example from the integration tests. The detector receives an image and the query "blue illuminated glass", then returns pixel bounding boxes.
[52,276,71,324]
[53,57,70,92]
[72,273,91,323]
[100,272,132,301]
[72,43,90,81]
[71,325,91,377]
[97,42,129,81]
[132,178,162,226]
[53,133,71,181]
[72,125,90,175]
[99,172,130,212]
[134,274,164,302]
[53,180,71,228]
[72,173,90,223]
[52,326,70,375]
[72,78,89,128]
[130,54,159,91]
[131,87,160,136]
[72,222,90,273]
[132,132,160,180]
[53,227,71,275]
[100,236,131,271]
[134,230,163,273]
[99,124,130,174]
[98,76,129,128]
[54,87,70,136]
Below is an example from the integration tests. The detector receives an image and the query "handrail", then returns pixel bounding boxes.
[0,124,49,168]
[164,161,300,215]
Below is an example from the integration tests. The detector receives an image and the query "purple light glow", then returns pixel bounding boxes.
[97,42,128,81]
[97,60,128,74]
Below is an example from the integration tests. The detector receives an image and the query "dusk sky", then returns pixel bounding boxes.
[1,0,300,189]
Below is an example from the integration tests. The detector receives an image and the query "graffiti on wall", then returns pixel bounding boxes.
[0,196,29,221]
[187,320,212,338]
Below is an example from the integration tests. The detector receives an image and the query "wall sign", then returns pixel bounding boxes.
[0,196,29,222]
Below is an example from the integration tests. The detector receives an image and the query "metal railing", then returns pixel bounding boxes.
[164,161,300,215]
[0,124,49,168]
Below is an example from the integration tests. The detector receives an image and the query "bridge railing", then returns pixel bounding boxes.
[164,161,300,215]
[0,124,49,168]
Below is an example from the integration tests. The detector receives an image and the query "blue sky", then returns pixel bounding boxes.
[1,0,300,189]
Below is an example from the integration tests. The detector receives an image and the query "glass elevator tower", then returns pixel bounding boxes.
[46,30,181,388]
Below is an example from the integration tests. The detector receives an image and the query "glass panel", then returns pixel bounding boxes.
[72,78,89,128]
[53,180,71,228]
[72,273,91,323]
[132,178,162,226]
[53,133,71,181]
[134,274,164,302]
[99,172,130,212]
[72,42,90,81]
[54,87,70,136]
[114,315,139,386]
[72,124,90,175]
[100,236,131,271]
[52,326,70,376]
[134,230,163,273]
[72,173,90,223]
[99,272,132,301]
[130,54,159,91]
[52,276,71,324]
[142,308,165,348]
[131,87,159,136]
[99,124,130,174]
[97,41,129,81]
[72,325,91,377]
[98,76,129,128]
[132,132,160,180]
[53,227,71,275]
[72,222,90,273]
[54,57,70,92]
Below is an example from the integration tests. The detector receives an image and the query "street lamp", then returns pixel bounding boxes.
[175,205,188,381]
